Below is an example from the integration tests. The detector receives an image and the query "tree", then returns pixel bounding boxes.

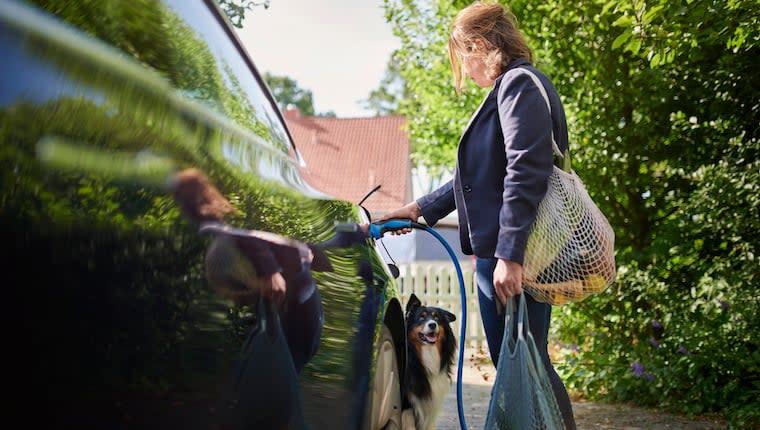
[360,54,406,115]
[215,0,270,28]
[509,1,758,425]
[383,0,479,176]
[263,73,315,116]
[264,73,339,117]
[264,73,314,115]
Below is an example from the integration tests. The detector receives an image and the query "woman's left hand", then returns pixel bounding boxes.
[493,259,523,306]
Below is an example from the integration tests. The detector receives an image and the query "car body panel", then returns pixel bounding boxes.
[0,1,403,428]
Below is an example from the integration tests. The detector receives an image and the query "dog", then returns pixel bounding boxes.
[403,294,457,430]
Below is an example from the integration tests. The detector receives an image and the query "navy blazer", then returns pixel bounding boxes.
[416,59,569,264]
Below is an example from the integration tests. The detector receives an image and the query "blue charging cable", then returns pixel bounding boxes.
[369,219,469,430]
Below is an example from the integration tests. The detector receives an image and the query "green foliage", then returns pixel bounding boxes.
[361,55,407,115]
[384,0,479,176]
[509,0,759,258]
[383,0,760,426]
[215,0,270,28]
[263,72,338,117]
[264,72,317,116]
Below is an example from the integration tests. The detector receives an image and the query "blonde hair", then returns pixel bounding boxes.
[447,1,534,93]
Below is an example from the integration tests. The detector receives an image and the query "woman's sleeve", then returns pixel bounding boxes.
[416,179,456,227]
[495,71,554,265]
[234,236,283,277]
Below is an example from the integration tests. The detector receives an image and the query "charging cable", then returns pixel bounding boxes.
[369,219,469,430]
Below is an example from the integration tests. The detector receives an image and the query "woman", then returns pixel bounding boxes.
[379,1,576,427]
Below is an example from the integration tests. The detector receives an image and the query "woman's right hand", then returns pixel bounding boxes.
[374,201,422,235]
[260,271,287,304]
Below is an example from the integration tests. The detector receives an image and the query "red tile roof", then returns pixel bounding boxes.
[285,110,411,215]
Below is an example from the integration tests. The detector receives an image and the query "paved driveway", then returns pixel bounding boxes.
[435,347,493,429]
[435,348,726,430]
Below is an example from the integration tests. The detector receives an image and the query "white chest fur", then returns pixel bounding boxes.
[420,344,441,375]
[410,344,451,430]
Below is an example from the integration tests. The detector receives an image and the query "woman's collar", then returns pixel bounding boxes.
[494,58,532,86]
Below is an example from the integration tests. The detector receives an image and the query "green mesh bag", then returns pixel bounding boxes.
[484,295,566,430]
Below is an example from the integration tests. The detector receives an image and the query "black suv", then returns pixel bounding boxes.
[0,1,406,428]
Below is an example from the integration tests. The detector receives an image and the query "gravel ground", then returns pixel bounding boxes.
[435,348,727,430]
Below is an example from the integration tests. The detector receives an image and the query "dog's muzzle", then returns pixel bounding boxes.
[418,323,439,344]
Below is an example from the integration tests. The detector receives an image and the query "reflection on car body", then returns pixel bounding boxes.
[0,0,405,428]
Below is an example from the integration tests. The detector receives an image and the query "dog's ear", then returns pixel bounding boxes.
[442,309,456,322]
[406,294,421,315]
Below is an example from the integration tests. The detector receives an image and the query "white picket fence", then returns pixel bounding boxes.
[397,261,488,350]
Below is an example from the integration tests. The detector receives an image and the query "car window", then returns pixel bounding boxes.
[161,0,294,155]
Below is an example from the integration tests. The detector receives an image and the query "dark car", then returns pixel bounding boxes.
[0,1,407,428]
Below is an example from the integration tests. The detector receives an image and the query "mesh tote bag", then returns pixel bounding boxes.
[484,295,566,430]
[499,68,617,305]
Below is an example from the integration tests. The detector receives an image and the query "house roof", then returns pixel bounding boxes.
[285,109,411,215]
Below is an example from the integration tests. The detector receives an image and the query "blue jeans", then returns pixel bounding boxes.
[476,257,577,430]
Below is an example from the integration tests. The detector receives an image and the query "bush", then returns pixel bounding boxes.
[554,138,760,428]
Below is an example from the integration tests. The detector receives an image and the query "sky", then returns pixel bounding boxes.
[236,0,400,118]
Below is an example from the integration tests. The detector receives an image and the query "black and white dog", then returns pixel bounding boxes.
[403,294,457,430]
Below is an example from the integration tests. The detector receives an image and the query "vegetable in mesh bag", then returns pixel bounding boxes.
[503,67,616,306]
[522,165,616,305]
